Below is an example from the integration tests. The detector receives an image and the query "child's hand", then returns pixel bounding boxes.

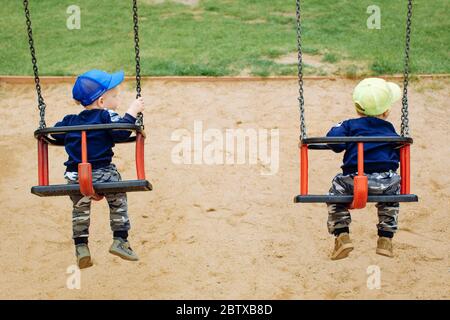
[127,97,145,118]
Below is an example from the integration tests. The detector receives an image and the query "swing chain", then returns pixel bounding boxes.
[133,0,144,128]
[23,0,46,129]
[401,0,413,137]
[295,0,307,141]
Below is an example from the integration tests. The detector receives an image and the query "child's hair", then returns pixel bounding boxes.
[355,103,366,115]
[355,104,388,118]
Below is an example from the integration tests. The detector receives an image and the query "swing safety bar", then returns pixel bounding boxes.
[294,136,418,206]
[32,124,152,197]
[34,123,142,146]
[78,131,104,201]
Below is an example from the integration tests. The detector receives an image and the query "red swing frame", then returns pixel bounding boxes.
[36,125,148,198]
[297,137,415,208]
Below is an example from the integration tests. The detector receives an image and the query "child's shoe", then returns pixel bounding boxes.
[75,244,93,269]
[376,237,394,257]
[109,238,139,261]
[331,233,354,260]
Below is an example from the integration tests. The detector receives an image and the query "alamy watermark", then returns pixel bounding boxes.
[367,5,381,29]
[66,264,81,289]
[66,5,81,30]
[171,121,279,175]
[366,265,381,290]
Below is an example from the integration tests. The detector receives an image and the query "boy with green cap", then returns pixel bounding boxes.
[326,78,402,260]
[52,69,144,269]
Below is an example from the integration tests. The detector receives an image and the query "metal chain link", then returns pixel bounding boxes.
[23,0,46,129]
[295,0,307,140]
[401,0,413,137]
[132,0,144,128]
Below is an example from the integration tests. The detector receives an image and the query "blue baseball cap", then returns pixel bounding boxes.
[72,69,125,106]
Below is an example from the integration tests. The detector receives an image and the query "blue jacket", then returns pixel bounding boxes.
[326,117,400,175]
[52,109,136,172]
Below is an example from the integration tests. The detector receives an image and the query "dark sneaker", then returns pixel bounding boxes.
[376,237,394,257]
[331,233,354,260]
[109,238,139,261]
[75,244,93,269]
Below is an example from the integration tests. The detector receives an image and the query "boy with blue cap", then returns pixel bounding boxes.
[53,70,144,268]
[326,78,402,260]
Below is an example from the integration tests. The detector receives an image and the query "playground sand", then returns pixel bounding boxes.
[0,78,448,299]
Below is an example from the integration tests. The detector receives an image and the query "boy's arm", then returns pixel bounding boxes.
[106,98,145,142]
[326,121,348,153]
[105,110,137,142]
[50,116,71,142]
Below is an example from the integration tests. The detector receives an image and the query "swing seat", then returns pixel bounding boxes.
[32,124,152,198]
[294,194,418,203]
[31,180,152,197]
[295,136,418,206]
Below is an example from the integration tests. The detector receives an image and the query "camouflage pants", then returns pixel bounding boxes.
[327,171,400,235]
[65,164,130,240]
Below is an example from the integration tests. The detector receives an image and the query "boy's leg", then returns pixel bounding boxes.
[105,192,131,237]
[65,171,92,244]
[367,171,401,257]
[92,164,137,261]
[70,194,94,268]
[66,173,93,268]
[106,192,138,261]
[376,202,399,238]
[70,194,92,242]
[91,164,131,236]
[327,174,353,236]
[376,201,399,257]
[367,172,401,237]
[327,174,355,260]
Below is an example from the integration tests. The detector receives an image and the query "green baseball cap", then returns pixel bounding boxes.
[353,78,402,116]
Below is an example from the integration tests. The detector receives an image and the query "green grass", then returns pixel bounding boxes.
[0,0,448,76]
[322,53,339,63]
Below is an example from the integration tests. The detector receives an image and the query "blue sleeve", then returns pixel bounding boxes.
[326,121,348,153]
[103,111,137,142]
[51,115,71,142]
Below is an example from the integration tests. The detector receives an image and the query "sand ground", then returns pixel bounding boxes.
[0,78,448,299]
